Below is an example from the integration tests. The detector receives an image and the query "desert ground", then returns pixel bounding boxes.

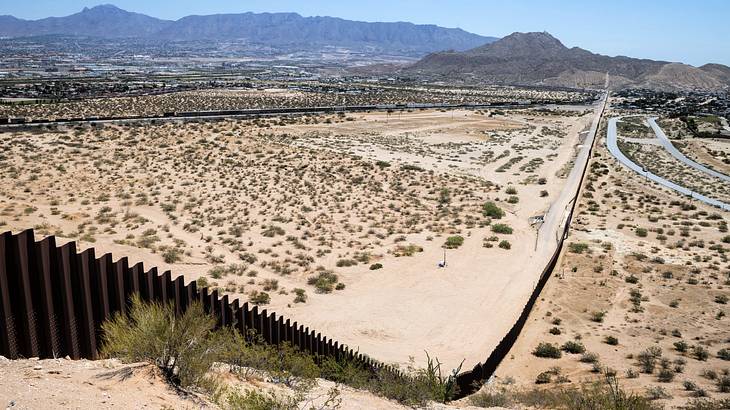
[0,103,594,374]
[487,104,730,408]
[0,356,427,410]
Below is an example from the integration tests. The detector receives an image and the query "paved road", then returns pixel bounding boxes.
[607,118,730,211]
[647,117,730,183]
[536,92,607,253]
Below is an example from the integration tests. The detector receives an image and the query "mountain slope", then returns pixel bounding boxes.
[0,5,172,38]
[0,5,494,54]
[408,32,730,91]
[156,12,494,53]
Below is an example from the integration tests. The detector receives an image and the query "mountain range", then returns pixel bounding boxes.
[406,32,730,91]
[2,5,728,91]
[0,4,495,55]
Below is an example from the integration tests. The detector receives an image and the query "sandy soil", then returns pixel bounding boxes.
[0,106,593,373]
[0,357,453,410]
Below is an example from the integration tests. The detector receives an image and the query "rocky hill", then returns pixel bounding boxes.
[407,32,730,91]
[0,5,494,55]
[0,5,171,38]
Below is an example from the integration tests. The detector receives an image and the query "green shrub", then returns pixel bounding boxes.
[492,224,513,234]
[562,341,586,354]
[223,389,298,410]
[568,242,589,254]
[590,311,606,323]
[482,201,505,219]
[249,291,271,305]
[469,374,655,409]
[100,295,230,389]
[719,376,730,393]
[674,341,688,352]
[693,345,710,361]
[307,271,340,293]
[498,240,511,249]
[635,227,648,237]
[369,263,383,270]
[444,235,465,249]
[533,342,562,358]
[293,288,307,304]
[536,371,552,384]
[604,336,619,345]
[718,348,730,361]
[335,258,357,267]
[162,247,182,263]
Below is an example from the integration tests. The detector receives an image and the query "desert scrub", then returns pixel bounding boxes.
[393,244,424,256]
[307,270,341,293]
[335,258,357,267]
[562,340,586,354]
[498,240,511,249]
[369,263,383,270]
[100,295,232,390]
[491,223,513,234]
[320,352,462,406]
[286,288,306,304]
[222,389,299,410]
[469,374,656,409]
[482,201,505,219]
[249,290,271,305]
[533,342,562,358]
[161,246,183,263]
[444,235,464,249]
[568,242,589,254]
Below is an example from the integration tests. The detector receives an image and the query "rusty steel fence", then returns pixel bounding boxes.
[0,229,397,378]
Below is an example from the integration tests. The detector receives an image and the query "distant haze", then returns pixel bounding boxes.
[2,0,729,66]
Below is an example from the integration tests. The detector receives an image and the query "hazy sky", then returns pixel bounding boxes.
[2,0,729,66]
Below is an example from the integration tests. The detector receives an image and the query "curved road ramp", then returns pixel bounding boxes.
[607,117,730,211]
[647,117,730,183]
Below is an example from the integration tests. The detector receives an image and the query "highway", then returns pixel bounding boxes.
[607,118,730,211]
[647,117,730,183]
[536,91,608,252]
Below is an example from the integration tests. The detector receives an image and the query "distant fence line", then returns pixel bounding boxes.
[0,97,601,127]
[0,229,398,377]
[452,94,606,398]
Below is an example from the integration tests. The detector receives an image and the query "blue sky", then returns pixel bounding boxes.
[2,0,729,66]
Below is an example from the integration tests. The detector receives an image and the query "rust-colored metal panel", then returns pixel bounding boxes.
[111,257,128,315]
[156,270,171,304]
[57,243,80,359]
[92,254,112,337]
[141,267,156,302]
[77,249,98,359]
[127,262,143,300]
[36,237,61,358]
[0,232,19,359]
[14,230,40,358]
[172,276,183,316]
